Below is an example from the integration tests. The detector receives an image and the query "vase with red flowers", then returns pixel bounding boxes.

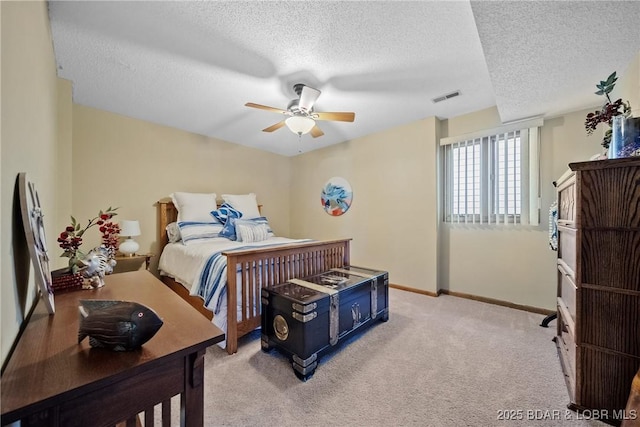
[57,207,120,274]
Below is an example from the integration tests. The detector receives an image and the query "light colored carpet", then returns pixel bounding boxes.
[157,288,608,426]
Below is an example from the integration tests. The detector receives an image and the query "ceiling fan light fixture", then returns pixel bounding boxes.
[246,84,353,139]
[285,116,315,135]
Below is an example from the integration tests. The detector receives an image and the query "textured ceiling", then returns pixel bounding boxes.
[471,1,640,123]
[48,1,640,157]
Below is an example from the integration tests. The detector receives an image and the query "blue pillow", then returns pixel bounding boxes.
[218,217,239,241]
[211,203,243,225]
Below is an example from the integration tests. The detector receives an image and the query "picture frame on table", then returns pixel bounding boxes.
[18,172,55,314]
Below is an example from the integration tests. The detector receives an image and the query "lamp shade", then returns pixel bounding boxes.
[285,116,315,135]
[119,220,141,237]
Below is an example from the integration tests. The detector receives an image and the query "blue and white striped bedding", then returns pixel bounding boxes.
[158,237,311,348]
[196,250,229,314]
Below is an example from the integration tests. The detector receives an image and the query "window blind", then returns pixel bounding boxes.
[442,123,540,226]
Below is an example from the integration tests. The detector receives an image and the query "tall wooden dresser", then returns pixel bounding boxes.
[555,157,640,424]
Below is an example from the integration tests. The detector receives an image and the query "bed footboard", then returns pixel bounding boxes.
[223,238,351,354]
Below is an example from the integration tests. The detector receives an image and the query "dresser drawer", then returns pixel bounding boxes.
[558,303,577,375]
[558,263,577,320]
[557,173,576,225]
[557,226,576,275]
[556,302,576,401]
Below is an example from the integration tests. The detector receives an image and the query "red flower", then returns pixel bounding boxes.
[58,207,119,272]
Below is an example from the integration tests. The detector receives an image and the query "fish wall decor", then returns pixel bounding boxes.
[78,300,163,351]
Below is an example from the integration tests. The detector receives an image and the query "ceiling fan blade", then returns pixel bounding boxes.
[314,111,355,122]
[298,86,321,112]
[262,121,286,132]
[245,102,289,115]
[310,125,324,138]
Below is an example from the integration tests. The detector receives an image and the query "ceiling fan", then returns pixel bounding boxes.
[245,83,355,138]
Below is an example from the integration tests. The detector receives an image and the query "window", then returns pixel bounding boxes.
[441,121,540,225]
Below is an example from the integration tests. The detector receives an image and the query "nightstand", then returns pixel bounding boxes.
[114,253,153,271]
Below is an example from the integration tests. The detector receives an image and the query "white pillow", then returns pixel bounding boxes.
[235,220,270,243]
[221,193,261,219]
[178,221,224,245]
[166,222,181,243]
[171,192,218,223]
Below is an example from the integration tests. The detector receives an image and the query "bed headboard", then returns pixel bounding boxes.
[157,197,178,250]
[156,197,263,253]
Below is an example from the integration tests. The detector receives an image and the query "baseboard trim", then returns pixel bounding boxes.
[439,289,555,316]
[389,283,439,298]
[389,284,554,316]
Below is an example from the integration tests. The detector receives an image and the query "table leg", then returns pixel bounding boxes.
[182,349,206,427]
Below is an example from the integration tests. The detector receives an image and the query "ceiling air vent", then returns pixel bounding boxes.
[432,90,460,103]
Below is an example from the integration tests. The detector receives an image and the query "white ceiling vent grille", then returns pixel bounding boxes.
[432,90,461,103]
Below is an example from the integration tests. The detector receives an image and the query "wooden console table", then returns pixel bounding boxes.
[1,270,224,427]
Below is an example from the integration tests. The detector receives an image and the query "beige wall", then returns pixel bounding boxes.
[439,106,606,310]
[290,118,440,294]
[57,78,74,258]
[1,2,71,365]
[289,104,603,308]
[288,102,623,308]
[438,80,640,311]
[71,105,292,270]
[620,51,640,117]
[440,58,640,309]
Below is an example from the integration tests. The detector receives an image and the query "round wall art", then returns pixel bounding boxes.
[321,177,353,216]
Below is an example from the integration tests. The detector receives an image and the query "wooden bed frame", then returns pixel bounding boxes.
[157,197,351,354]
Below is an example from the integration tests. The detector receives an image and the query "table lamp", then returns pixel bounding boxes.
[119,220,141,256]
